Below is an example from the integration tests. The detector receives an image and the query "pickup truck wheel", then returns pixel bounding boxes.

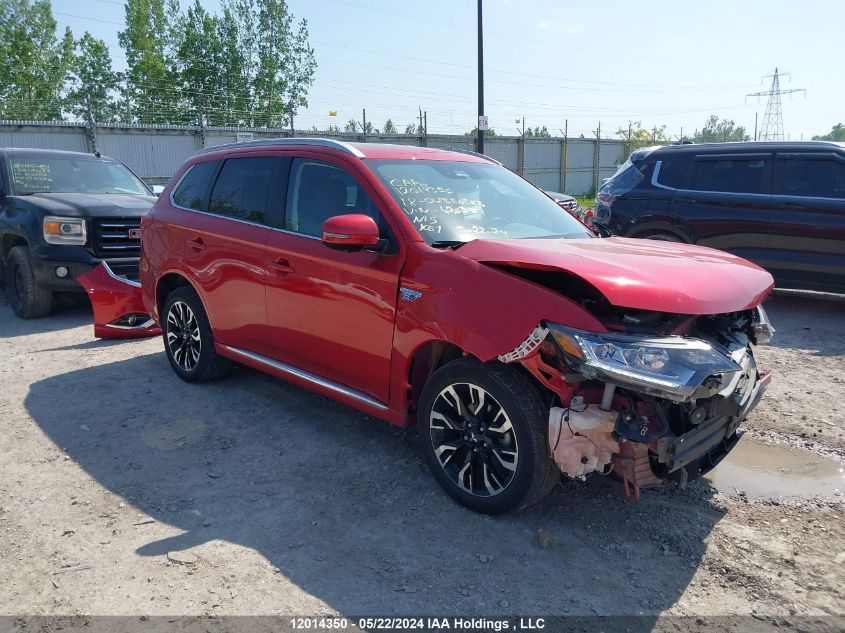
[162,286,230,383]
[417,358,558,514]
[6,246,52,318]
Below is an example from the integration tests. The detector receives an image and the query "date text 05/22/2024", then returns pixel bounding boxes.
[289,617,547,631]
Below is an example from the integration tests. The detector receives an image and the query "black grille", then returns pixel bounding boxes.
[92,217,142,257]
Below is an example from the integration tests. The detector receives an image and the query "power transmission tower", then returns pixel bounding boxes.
[746,68,805,141]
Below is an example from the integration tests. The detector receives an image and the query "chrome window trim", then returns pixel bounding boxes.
[219,344,388,411]
[651,161,677,191]
[194,137,366,158]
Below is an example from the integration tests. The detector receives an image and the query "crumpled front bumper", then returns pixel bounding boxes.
[77,262,160,339]
[657,370,771,477]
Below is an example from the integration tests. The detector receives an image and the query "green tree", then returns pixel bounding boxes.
[404,122,417,134]
[616,121,668,149]
[465,127,496,137]
[344,119,358,133]
[525,125,550,138]
[174,1,226,125]
[383,119,397,135]
[812,123,845,141]
[253,0,316,127]
[696,115,749,142]
[65,32,121,123]
[119,0,182,123]
[0,0,73,120]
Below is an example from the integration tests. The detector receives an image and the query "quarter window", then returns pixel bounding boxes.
[209,157,282,226]
[778,158,845,199]
[172,161,218,210]
[690,158,769,194]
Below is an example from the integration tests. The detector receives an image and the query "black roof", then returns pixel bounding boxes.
[648,140,845,155]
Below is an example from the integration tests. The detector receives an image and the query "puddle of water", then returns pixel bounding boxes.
[705,437,845,500]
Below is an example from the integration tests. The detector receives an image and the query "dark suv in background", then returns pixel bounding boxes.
[596,141,845,294]
[0,148,156,317]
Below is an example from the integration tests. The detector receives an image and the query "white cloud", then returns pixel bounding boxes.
[537,20,584,36]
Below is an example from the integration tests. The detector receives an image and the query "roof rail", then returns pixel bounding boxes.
[446,147,501,165]
[194,137,366,158]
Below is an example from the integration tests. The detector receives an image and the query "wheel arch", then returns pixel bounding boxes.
[2,233,29,263]
[627,220,693,243]
[404,340,468,418]
[155,272,210,326]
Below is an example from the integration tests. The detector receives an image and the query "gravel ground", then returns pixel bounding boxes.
[0,290,843,622]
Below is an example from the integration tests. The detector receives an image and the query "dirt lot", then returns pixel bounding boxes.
[0,290,843,623]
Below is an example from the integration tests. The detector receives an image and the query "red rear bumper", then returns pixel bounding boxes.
[77,263,161,339]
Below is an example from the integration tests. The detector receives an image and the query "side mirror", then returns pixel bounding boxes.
[151,185,165,197]
[321,214,382,252]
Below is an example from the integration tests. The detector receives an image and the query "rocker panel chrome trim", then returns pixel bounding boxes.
[218,344,388,411]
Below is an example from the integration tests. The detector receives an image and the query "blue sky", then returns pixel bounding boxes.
[51,0,843,139]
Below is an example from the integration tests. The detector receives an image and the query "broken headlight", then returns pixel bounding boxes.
[547,323,741,401]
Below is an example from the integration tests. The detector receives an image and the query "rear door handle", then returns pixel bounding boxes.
[267,259,294,274]
[187,237,206,251]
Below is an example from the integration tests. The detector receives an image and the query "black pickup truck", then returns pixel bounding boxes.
[0,148,158,318]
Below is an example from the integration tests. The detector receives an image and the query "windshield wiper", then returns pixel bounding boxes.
[429,240,467,249]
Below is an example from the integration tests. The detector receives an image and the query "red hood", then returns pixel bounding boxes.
[459,236,774,315]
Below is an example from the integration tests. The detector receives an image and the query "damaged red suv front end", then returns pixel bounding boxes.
[467,236,775,499]
[86,140,775,514]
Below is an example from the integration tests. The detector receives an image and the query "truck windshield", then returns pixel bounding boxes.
[9,156,150,196]
[368,159,591,244]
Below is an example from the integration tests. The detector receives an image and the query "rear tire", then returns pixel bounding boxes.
[417,357,558,514]
[161,286,230,383]
[6,246,52,318]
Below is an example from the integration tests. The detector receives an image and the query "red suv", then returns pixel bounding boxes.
[92,139,776,514]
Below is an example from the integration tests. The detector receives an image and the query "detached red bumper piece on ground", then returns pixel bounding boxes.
[78,262,160,339]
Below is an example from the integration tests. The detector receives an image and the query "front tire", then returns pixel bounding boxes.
[417,358,558,514]
[6,246,52,318]
[161,286,230,383]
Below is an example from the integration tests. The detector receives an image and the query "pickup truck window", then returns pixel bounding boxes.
[369,159,591,244]
[10,156,149,196]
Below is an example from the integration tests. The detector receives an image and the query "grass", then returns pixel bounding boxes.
[575,195,595,209]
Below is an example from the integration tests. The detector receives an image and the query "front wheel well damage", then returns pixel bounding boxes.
[406,341,465,416]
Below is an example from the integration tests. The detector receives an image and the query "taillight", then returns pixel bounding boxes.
[596,192,616,205]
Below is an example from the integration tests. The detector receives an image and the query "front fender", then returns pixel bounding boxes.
[78,262,160,339]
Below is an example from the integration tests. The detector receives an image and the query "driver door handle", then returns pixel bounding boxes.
[267,258,294,274]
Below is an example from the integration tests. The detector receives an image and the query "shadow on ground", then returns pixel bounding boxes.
[24,350,725,617]
[764,292,845,357]
[0,292,92,338]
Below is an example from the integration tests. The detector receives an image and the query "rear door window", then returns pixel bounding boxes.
[208,156,288,227]
[172,160,219,211]
[777,157,845,199]
[690,157,770,194]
